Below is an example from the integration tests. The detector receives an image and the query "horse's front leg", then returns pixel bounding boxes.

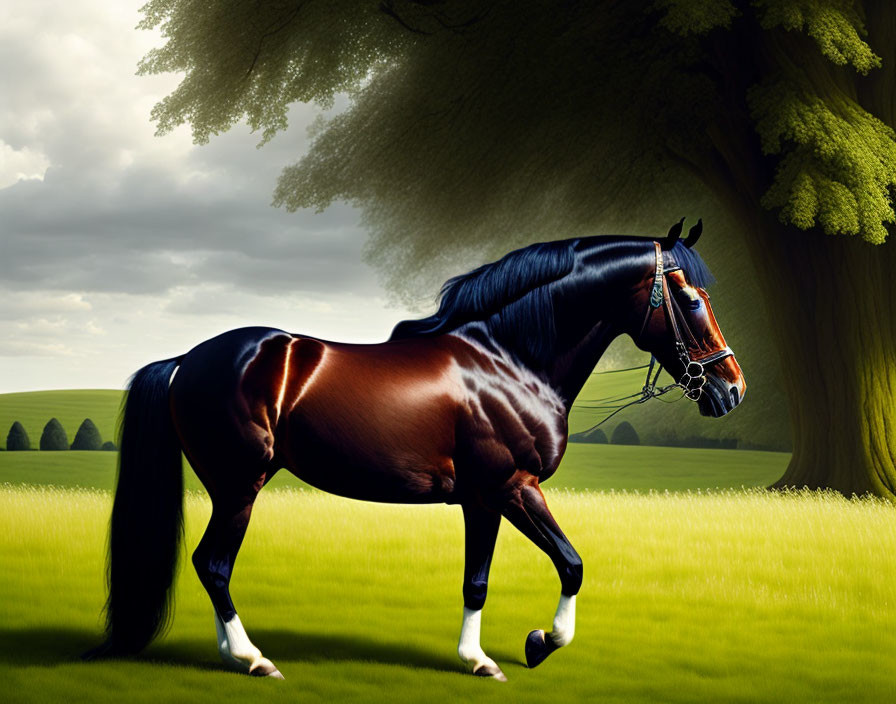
[457,502,506,681]
[500,479,582,668]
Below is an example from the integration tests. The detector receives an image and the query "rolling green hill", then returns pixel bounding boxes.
[0,388,789,493]
[0,389,123,451]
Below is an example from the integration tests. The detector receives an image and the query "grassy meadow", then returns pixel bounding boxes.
[2,486,895,704]
[0,443,788,493]
[3,387,883,703]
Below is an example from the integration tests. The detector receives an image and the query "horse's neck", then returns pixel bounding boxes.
[545,319,620,410]
[453,240,647,411]
[542,244,649,408]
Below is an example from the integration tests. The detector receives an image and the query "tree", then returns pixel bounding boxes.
[101,441,118,452]
[6,422,31,451]
[611,422,641,447]
[138,1,896,498]
[569,427,609,445]
[40,418,69,451]
[71,418,103,451]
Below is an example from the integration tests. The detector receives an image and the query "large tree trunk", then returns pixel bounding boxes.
[701,10,896,499]
[744,215,896,498]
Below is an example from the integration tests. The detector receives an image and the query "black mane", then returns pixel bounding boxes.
[390,236,714,364]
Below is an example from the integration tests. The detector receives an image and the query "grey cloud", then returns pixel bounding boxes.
[0,123,379,297]
[0,3,374,301]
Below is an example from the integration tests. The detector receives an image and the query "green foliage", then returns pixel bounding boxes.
[70,418,103,451]
[101,441,118,452]
[137,1,411,144]
[750,79,896,243]
[138,0,896,308]
[39,418,68,451]
[5,422,30,451]
[611,421,641,446]
[654,0,739,35]
[753,0,880,73]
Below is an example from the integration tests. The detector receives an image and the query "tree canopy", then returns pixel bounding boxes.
[71,418,104,451]
[40,418,69,451]
[6,421,31,451]
[139,0,896,294]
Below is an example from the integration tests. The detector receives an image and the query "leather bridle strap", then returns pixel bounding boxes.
[639,241,735,402]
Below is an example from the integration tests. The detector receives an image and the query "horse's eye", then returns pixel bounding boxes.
[677,288,701,310]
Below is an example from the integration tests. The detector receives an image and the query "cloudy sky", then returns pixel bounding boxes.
[0,1,421,392]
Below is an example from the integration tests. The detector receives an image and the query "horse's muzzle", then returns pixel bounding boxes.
[697,373,746,418]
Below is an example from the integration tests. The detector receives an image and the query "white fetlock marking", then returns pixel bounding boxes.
[215,613,264,673]
[549,594,576,647]
[457,607,500,672]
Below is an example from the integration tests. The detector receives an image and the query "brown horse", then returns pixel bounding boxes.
[86,221,745,681]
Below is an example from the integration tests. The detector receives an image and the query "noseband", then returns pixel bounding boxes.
[640,241,734,402]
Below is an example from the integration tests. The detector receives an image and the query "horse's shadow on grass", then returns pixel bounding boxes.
[0,627,523,674]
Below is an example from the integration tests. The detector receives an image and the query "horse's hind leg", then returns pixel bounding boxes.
[192,477,283,679]
[499,478,582,669]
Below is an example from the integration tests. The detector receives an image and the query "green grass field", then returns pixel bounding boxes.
[2,486,894,703]
[0,443,789,493]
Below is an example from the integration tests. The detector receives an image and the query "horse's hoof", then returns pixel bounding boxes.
[525,629,558,669]
[473,663,508,682]
[249,658,285,679]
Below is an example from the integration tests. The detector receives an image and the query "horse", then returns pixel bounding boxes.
[85,220,745,681]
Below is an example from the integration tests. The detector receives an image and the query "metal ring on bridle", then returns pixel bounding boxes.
[676,358,704,400]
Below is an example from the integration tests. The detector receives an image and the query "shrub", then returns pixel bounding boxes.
[6,421,31,451]
[71,418,103,451]
[568,427,609,444]
[101,441,118,452]
[40,418,69,451]
[611,421,640,446]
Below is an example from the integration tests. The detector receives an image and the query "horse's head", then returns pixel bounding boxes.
[633,221,746,418]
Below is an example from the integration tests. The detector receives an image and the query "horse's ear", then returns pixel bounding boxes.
[684,218,703,248]
[662,217,685,250]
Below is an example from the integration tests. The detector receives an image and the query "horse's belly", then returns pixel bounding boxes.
[285,455,456,504]
[280,429,457,503]
[277,395,459,504]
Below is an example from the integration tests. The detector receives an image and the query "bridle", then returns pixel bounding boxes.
[589,242,734,427]
[639,241,734,402]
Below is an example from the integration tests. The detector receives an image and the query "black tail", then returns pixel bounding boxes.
[84,357,184,659]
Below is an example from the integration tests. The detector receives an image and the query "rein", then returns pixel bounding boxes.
[584,242,734,428]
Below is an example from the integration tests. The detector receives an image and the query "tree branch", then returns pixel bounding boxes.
[245,3,306,78]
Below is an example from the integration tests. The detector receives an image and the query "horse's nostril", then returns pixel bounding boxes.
[729,387,739,407]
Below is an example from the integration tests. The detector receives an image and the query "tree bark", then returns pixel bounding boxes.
[698,11,896,499]
[743,213,896,498]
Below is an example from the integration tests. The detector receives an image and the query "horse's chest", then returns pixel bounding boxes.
[458,363,567,479]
